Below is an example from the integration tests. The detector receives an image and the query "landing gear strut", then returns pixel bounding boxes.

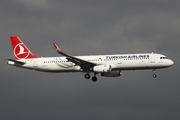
[92,73,98,82]
[152,69,157,78]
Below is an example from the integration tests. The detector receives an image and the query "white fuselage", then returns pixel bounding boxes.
[8,53,174,72]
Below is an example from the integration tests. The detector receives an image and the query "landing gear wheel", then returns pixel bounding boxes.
[152,69,157,78]
[91,76,97,82]
[153,74,157,78]
[84,74,90,79]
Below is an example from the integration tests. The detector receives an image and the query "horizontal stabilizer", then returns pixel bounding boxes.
[7,59,25,65]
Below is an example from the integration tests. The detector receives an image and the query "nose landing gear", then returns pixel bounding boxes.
[152,69,157,78]
[153,74,157,78]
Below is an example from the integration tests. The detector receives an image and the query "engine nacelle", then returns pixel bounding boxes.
[101,71,121,77]
[93,65,111,73]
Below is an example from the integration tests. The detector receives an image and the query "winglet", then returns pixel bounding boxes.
[53,43,61,53]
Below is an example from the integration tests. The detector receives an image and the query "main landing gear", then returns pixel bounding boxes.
[84,73,90,79]
[84,73,97,82]
[152,69,157,78]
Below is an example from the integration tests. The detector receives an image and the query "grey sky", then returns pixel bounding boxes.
[0,0,179,120]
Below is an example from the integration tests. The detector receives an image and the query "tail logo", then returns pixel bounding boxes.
[14,43,30,59]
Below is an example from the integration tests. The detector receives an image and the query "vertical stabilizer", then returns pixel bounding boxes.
[10,36,37,60]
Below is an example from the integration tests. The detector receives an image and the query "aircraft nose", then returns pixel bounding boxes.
[169,60,174,66]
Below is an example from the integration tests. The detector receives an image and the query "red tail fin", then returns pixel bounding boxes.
[10,36,37,60]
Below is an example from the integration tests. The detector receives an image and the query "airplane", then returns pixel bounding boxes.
[7,36,174,82]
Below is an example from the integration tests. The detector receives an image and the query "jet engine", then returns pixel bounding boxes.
[93,65,111,73]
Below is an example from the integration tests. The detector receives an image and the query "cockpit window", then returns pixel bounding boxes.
[160,57,167,59]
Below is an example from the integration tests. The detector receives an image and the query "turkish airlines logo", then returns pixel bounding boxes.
[14,43,30,59]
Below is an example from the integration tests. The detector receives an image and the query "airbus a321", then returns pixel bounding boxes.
[7,36,174,82]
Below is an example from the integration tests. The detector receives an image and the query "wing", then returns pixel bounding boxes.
[53,43,96,69]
